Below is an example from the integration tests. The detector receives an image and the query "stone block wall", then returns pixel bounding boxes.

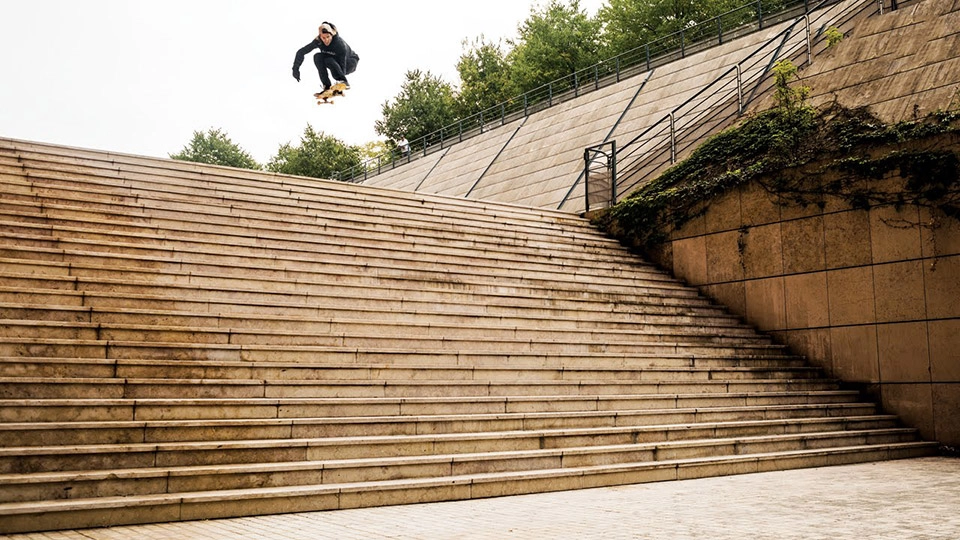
[652,178,959,446]
[653,0,960,448]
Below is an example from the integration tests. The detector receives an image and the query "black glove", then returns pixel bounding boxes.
[292,67,300,82]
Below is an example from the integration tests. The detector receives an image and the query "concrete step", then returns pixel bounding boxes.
[0,319,773,350]
[0,414,900,471]
[0,185,617,272]
[0,208,632,282]
[0,390,862,422]
[0,357,820,391]
[0,223,680,290]
[0,131,935,536]
[1,143,595,228]
[0,206,656,273]
[0,352,812,379]
[0,253,704,305]
[0,300,754,334]
[1,145,591,223]
[0,429,921,504]
[0,359,813,383]
[0,338,792,364]
[0,279,732,321]
[0,402,884,447]
[0,443,937,534]
[0,339,798,368]
[0,374,833,400]
[0,170,609,247]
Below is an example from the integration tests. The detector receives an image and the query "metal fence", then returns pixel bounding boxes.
[335,0,825,183]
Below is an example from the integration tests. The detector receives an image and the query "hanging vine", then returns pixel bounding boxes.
[593,61,960,252]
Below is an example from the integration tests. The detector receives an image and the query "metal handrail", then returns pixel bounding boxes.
[335,0,818,183]
[580,0,877,211]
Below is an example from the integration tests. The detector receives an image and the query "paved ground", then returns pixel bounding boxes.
[3,457,958,540]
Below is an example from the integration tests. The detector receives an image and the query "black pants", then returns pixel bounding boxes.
[314,55,347,89]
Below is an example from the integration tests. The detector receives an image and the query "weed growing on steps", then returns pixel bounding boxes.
[824,26,845,48]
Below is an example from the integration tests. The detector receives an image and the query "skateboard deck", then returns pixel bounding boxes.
[315,83,348,105]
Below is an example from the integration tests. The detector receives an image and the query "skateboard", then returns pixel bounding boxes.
[315,82,348,105]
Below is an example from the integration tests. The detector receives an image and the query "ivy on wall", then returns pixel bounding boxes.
[594,61,960,252]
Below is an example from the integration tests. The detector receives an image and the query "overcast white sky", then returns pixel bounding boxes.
[0,0,603,164]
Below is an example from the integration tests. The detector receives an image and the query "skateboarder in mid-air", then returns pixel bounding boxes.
[292,21,360,102]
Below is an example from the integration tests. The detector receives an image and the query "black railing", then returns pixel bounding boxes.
[335,0,817,183]
[580,0,879,212]
[584,142,616,214]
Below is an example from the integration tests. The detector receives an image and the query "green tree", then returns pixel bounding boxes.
[266,124,361,180]
[506,0,601,95]
[597,0,746,58]
[375,69,459,144]
[456,36,512,116]
[169,128,261,170]
[359,140,391,162]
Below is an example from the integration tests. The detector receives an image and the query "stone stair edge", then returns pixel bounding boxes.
[0,185,610,254]
[0,427,920,485]
[0,205,634,263]
[0,186,618,253]
[0,277,731,320]
[0,442,937,518]
[0,402,879,436]
[0,138,587,224]
[0,284,736,322]
[4,161,595,239]
[0,337,791,356]
[0,317,769,345]
[0,259,705,306]
[1,180,613,249]
[0,230,680,287]
[0,365,820,387]
[0,299,749,330]
[0,251,689,308]
[0,388,860,408]
[0,415,906,463]
[0,348,809,367]
[0,189,613,256]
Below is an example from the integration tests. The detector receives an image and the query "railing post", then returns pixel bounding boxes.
[736,64,743,115]
[804,14,812,66]
[645,44,651,71]
[480,110,484,133]
[758,0,764,29]
[595,64,600,90]
[459,120,463,143]
[583,148,592,213]
[669,113,676,164]
[718,17,723,45]
[616,57,621,82]
[574,71,579,97]
[681,31,686,57]
[501,102,506,125]
[549,83,553,107]
[610,140,617,205]
[524,94,528,117]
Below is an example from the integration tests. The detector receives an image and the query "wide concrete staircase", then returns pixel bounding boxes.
[0,137,937,534]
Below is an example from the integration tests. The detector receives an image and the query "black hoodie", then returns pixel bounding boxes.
[293,32,359,74]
